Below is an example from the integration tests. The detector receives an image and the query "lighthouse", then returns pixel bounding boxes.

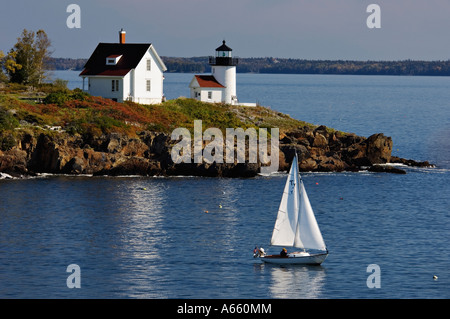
[209,40,238,104]
[189,40,239,105]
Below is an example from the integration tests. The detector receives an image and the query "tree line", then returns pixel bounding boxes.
[41,56,450,76]
[160,57,450,76]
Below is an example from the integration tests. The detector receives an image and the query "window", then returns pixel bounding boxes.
[146,80,151,92]
[208,91,212,99]
[146,59,151,71]
[112,80,119,92]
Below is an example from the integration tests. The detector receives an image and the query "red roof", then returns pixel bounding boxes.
[194,75,225,88]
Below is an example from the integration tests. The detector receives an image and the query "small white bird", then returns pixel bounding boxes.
[433,275,438,280]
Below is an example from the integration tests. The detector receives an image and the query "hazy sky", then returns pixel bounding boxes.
[1,0,450,60]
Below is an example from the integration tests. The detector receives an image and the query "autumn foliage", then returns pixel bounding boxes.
[1,84,304,140]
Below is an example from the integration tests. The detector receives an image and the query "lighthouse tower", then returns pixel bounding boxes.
[209,40,238,105]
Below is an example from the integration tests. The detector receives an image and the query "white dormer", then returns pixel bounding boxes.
[106,55,122,65]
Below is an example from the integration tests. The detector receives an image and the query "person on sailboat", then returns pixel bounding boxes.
[280,248,288,257]
[253,246,266,257]
[259,247,265,256]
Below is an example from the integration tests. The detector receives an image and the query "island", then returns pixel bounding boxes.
[0,84,432,178]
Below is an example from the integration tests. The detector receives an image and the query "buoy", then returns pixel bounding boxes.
[339,197,344,200]
[219,204,222,208]
[316,182,319,185]
[141,187,147,190]
[204,210,209,213]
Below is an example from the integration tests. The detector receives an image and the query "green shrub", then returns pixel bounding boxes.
[65,118,86,135]
[147,122,166,132]
[43,91,71,106]
[0,108,19,131]
[93,116,125,132]
[43,89,90,107]
[0,134,16,151]
[70,89,90,101]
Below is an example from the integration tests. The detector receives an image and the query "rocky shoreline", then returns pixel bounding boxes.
[0,124,433,178]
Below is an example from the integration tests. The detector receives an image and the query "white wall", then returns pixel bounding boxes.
[88,76,124,102]
[190,87,223,103]
[122,73,131,101]
[212,65,237,104]
[132,48,164,104]
[203,88,222,103]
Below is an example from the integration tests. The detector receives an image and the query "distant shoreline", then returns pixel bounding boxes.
[48,56,450,76]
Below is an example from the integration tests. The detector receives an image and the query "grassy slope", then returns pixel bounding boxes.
[0,85,323,143]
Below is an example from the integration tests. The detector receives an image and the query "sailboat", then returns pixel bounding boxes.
[259,153,328,265]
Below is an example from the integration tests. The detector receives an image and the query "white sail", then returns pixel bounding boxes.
[270,154,300,247]
[270,154,327,251]
[295,182,327,251]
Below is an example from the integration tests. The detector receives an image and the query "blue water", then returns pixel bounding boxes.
[1,72,449,299]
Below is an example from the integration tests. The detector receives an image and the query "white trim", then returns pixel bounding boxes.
[149,44,167,72]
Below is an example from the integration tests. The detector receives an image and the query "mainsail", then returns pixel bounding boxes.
[270,154,327,251]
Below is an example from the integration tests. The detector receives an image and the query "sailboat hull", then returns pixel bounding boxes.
[260,253,328,265]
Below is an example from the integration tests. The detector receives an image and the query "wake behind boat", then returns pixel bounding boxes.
[256,153,328,265]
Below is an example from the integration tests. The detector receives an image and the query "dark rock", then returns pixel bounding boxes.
[63,156,85,174]
[314,125,329,136]
[366,133,393,164]
[280,144,310,163]
[342,133,392,167]
[299,158,318,171]
[0,125,433,177]
[0,148,28,175]
[95,157,152,176]
[368,165,406,174]
[315,155,347,172]
[28,134,62,173]
[390,156,434,167]
[312,133,328,148]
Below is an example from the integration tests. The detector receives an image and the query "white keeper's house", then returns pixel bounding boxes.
[189,40,238,105]
[79,29,167,104]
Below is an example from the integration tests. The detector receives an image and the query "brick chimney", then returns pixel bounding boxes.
[119,28,126,44]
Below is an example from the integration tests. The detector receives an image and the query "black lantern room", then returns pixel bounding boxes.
[209,40,238,66]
